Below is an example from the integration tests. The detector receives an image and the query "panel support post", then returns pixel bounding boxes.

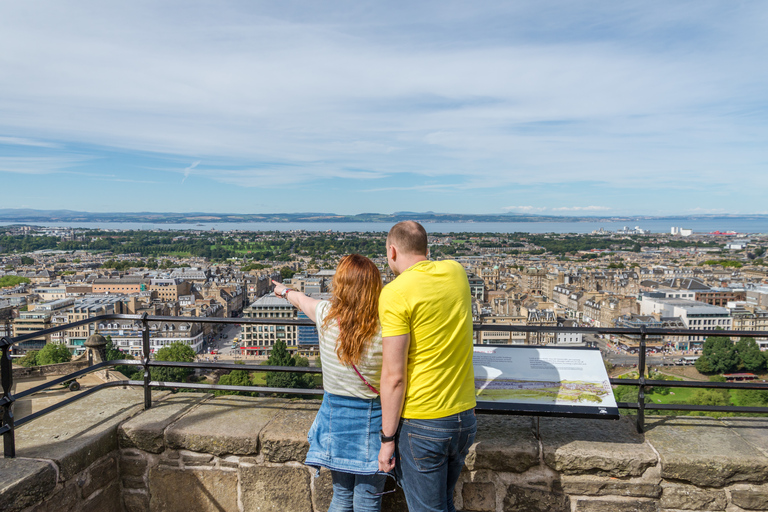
[637,328,647,434]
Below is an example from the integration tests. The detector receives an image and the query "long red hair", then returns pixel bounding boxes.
[322,254,382,366]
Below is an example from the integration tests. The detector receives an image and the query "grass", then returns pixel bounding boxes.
[646,387,700,404]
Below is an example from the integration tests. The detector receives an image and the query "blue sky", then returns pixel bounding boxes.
[1,1,767,216]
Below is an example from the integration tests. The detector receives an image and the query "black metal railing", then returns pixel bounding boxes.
[2,314,768,458]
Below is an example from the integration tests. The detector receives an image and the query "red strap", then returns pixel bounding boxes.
[351,364,379,395]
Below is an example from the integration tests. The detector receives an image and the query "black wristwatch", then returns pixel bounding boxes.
[380,430,396,443]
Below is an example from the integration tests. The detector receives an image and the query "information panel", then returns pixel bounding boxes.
[474,345,619,418]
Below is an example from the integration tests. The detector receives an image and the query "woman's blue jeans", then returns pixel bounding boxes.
[395,409,477,512]
[328,470,387,512]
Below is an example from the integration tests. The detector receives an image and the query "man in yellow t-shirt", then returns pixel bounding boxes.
[377,220,476,512]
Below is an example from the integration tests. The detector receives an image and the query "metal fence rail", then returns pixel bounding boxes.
[2,314,768,458]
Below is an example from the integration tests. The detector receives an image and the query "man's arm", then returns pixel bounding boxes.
[378,333,410,472]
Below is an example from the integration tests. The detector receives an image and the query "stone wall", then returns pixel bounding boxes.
[2,389,768,511]
[7,359,90,380]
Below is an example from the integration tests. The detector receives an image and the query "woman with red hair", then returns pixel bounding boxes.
[273,254,386,511]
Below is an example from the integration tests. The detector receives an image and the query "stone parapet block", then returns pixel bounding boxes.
[729,483,768,511]
[541,416,657,477]
[660,482,727,510]
[503,483,570,512]
[80,453,118,499]
[259,400,319,463]
[561,474,663,499]
[148,465,239,512]
[573,497,659,511]
[0,458,57,512]
[645,417,768,488]
[239,464,313,512]
[164,395,287,456]
[464,415,539,473]
[720,418,768,459]
[14,387,144,479]
[119,392,209,453]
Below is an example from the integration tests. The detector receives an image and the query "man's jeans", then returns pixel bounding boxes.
[395,409,477,512]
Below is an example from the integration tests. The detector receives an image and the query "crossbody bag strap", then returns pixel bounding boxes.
[351,364,379,395]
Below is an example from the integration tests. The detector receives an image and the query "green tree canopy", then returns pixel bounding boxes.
[0,275,31,288]
[17,350,39,367]
[689,388,730,407]
[152,341,197,383]
[734,338,766,373]
[20,256,35,265]
[36,343,72,365]
[105,336,140,379]
[695,336,739,374]
[216,361,257,396]
[733,389,768,407]
[265,340,314,395]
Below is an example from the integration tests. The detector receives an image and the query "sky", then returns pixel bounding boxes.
[1,1,767,216]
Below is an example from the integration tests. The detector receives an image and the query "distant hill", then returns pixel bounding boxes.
[0,209,766,224]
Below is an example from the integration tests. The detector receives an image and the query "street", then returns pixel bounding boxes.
[204,323,242,357]
[582,332,693,368]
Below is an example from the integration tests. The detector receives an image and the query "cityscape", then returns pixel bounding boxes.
[3,221,767,363]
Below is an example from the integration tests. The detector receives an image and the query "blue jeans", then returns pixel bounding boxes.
[395,409,477,512]
[328,470,387,512]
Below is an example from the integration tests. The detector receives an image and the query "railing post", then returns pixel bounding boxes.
[1,340,16,458]
[637,327,647,434]
[141,314,152,410]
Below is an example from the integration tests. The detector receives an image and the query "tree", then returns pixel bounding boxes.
[613,385,653,405]
[689,388,730,407]
[265,340,314,395]
[734,338,766,373]
[279,267,296,280]
[0,276,31,288]
[733,389,768,407]
[17,350,39,367]
[20,256,34,265]
[694,356,715,374]
[36,343,72,365]
[215,361,256,396]
[696,336,738,374]
[152,341,197,383]
[105,336,141,379]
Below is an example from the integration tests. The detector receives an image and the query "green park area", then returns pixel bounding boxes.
[613,335,768,416]
[0,275,31,288]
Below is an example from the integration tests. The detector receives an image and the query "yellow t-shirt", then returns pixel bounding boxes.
[379,259,476,419]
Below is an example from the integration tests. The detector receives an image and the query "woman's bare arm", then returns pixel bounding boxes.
[272,280,321,322]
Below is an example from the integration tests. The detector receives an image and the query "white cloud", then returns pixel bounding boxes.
[181,160,201,184]
[0,156,90,174]
[501,206,548,212]
[0,136,59,148]
[552,206,612,212]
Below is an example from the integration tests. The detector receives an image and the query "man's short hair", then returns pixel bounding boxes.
[387,221,428,256]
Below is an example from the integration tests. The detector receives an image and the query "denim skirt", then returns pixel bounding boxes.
[305,392,382,475]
